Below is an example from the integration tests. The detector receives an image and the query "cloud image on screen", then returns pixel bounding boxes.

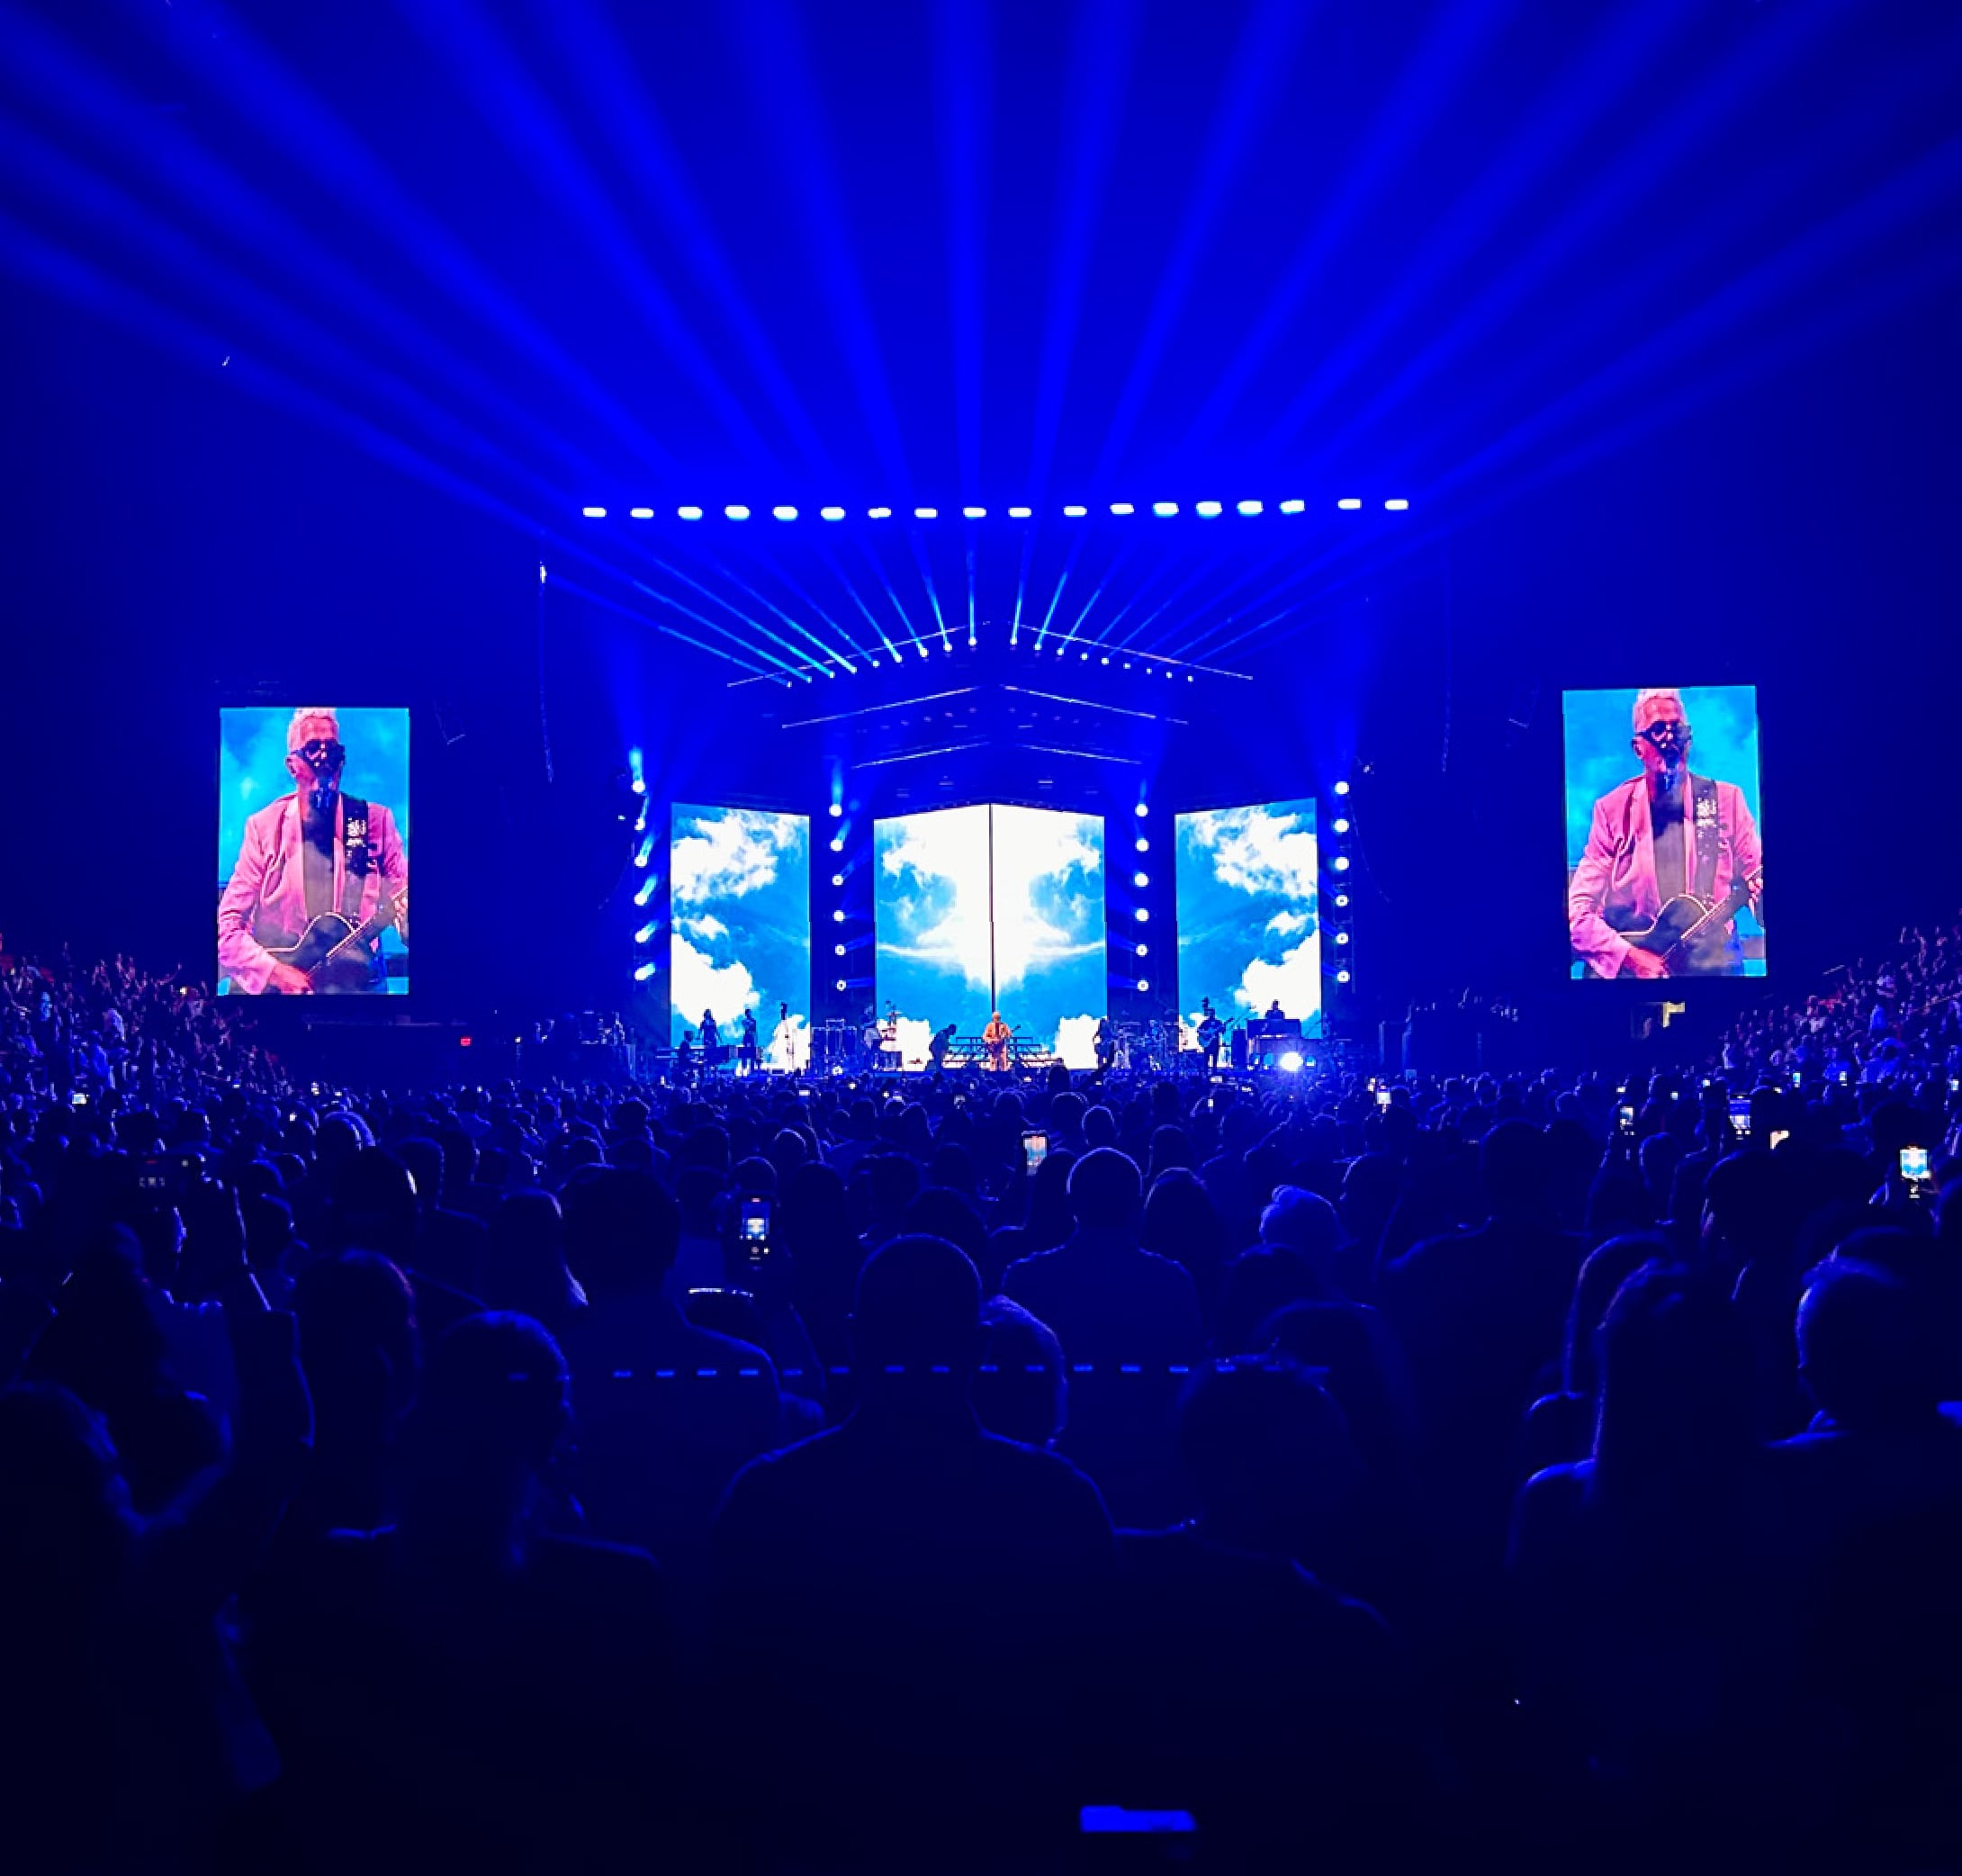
[670,806,811,1068]
[1176,800,1322,1040]
[876,804,1105,1069]
[1562,686,1765,980]
[217,706,410,996]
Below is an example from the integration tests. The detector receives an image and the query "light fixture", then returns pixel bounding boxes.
[1336,931,1350,945]
[830,835,844,852]
[914,506,939,519]
[962,506,986,519]
[1237,499,1263,515]
[678,505,703,520]
[1333,855,1351,872]
[1009,506,1032,519]
[1135,943,1148,957]
[832,909,845,923]
[1336,969,1351,984]
[1195,501,1222,518]
[634,961,656,982]
[832,872,844,888]
[828,803,843,818]
[1336,498,1362,510]
[1152,501,1178,517]
[1110,501,1135,516]
[629,507,653,519]
[1278,499,1306,514]
[1137,979,1149,992]
[1133,870,1149,889]
[1333,817,1350,834]
[724,504,751,520]
[821,506,845,520]
[1135,836,1148,853]
[1134,801,1149,818]
[834,943,846,957]
[1334,780,1351,797]
[1134,907,1149,923]
[772,505,797,520]
[1063,504,1087,518]
[581,506,607,518]
[836,979,848,992]
[634,922,656,944]
[868,507,893,519]
[634,877,657,906]
[1334,893,1349,908]
[1385,499,1409,510]
[1279,1051,1304,1073]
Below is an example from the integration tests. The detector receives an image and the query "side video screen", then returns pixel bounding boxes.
[218,706,410,995]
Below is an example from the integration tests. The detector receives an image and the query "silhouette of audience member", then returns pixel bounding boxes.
[252,1314,673,1873]
[712,1235,1116,1865]
[973,1294,1067,1448]
[478,1188,586,1332]
[1001,1149,1204,1366]
[1111,1359,1432,1863]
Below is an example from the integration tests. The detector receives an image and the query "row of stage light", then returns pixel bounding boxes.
[580,498,1413,520]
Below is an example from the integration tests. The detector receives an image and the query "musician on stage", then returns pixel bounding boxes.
[983,1010,1012,1073]
[772,1000,797,1074]
[675,1029,695,1079]
[1264,998,1286,1023]
[929,1022,956,1070]
[1197,997,1224,1073]
[219,707,408,995]
[1094,1015,1115,1072]
[739,1008,760,1073]
[700,1010,721,1071]
[1569,689,1763,980]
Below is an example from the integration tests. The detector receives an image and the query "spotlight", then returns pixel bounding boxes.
[724,504,751,520]
[821,506,845,520]
[834,943,846,957]
[1335,893,1349,908]
[914,506,939,519]
[1336,969,1351,984]
[1063,504,1087,517]
[1385,499,1409,510]
[773,505,797,520]
[1136,837,1148,854]
[1334,855,1351,871]
[1195,501,1222,518]
[830,835,844,852]
[634,922,656,944]
[829,803,843,818]
[832,872,844,888]
[1334,780,1351,796]
[1336,498,1362,511]
[1333,817,1350,834]
[581,506,607,518]
[634,877,657,906]
[1279,1051,1304,1073]
[678,505,703,520]
[1137,979,1149,992]
[1237,499,1263,515]
[1336,931,1350,945]
[1110,501,1135,516]
[630,778,646,796]
[629,507,653,519]
[1135,943,1148,957]
[1134,907,1149,924]
[1009,506,1032,519]
[962,506,986,519]
[1133,870,1149,889]
[634,849,650,870]
[832,909,845,923]
[1101,655,1110,665]
[1152,501,1179,517]
[868,507,893,519]
[1278,499,1305,514]
[836,978,848,992]
[1134,801,1149,818]
[634,961,656,982]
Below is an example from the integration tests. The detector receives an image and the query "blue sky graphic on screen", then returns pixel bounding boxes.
[1562,686,1764,979]
[217,706,410,996]
[1176,801,1322,1041]
[876,805,1105,1069]
[670,806,811,1065]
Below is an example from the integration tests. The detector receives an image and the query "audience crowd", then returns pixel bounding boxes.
[4,924,1962,1872]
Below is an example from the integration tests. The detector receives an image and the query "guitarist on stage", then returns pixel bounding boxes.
[218,708,408,994]
[983,1010,1013,1072]
[1568,689,1763,979]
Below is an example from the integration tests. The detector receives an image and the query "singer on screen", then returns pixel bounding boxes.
[218,708,408,995]
[1568,689,1761,980]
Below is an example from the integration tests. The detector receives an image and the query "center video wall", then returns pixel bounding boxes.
[670,804,812,1068]
[1174,800,1324,1043]
[874,804,1106,1069]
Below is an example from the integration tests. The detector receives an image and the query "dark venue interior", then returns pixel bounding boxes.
[4,1,1961,1871]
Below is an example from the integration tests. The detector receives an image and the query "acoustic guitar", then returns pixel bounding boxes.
[265,889,407,994]
[1618,866,1762,977]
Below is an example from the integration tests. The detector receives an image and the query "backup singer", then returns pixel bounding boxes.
[218,708,407,995]
[1569,689,1764,979]
[1094,1015,1115,1072]
[1197,998,1224,1073]
[983,1010,1012,1073]
[700,1011,721,1068]
[739,1009,760,1073]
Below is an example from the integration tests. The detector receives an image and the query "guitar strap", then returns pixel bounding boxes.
[1690,774,1721,903]
[338,795,372,922]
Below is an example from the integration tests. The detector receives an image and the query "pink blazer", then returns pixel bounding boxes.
[1568,775,1761,979]
[217,792,407,993]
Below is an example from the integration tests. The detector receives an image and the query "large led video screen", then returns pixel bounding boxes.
[218,706,410,996]
[670,805,812,1067]
[875,803,1105,1069]
[1175,800,1322,1042]
[1563,686,1765,979]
